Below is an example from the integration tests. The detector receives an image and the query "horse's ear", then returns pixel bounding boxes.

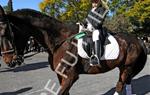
[0,5,5,18]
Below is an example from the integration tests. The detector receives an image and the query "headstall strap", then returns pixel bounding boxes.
[0,20,17,55]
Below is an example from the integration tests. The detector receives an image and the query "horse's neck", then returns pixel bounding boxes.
[9,12,78,53]
[45,24,78,53]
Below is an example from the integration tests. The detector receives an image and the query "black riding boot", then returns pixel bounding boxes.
[90,40,102,67]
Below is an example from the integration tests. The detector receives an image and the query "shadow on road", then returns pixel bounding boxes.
[0,61,49,73]
[103,75,150,95]
[0,87,32,95]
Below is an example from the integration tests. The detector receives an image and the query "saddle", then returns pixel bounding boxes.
[77,24,119,60]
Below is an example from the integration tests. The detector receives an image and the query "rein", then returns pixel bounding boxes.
[65,31,87,42]
[54,31,87,51]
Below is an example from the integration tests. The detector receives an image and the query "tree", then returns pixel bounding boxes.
[39,0,91,23]
[110,0,138,15]
[8,0,13,12]
[3,0,13,14]
[39,0,150,34]
[125,0,150,33]
[107,0,150,34]
[104,14,133,33]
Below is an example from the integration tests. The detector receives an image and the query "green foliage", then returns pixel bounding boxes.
[39,0,65,18]
[7,0,13,12]
[3,0,13,14]
[104,14,133,33]
[3,6,9,13]
[125,0,150,33]
[126,0,150,23]
[39,0,150,34]
[110,0,137,15]
[108,0,150,34]
[39,0,91,23]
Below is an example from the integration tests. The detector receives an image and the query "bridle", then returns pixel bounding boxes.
[0,19,24,67]
[0,20,17,55]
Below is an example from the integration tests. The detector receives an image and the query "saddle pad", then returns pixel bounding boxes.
[77,34,120,60]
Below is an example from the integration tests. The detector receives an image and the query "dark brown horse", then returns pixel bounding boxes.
[0,5,147,95]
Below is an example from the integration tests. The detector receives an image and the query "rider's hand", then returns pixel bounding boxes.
[82,20,88,28]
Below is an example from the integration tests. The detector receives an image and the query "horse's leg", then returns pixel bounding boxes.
[114,42,143,95]
[58,68,79,95]
[114,66,132,95]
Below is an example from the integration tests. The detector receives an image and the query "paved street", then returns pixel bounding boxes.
[0,53,149,95]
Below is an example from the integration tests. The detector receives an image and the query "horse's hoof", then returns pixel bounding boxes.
[8,62,16,68]
[17,61,22,66]
[16,56,24,66]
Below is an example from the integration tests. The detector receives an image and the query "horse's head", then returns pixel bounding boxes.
[0,5,24,67]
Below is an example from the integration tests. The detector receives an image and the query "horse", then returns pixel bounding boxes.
[0,5,147,95]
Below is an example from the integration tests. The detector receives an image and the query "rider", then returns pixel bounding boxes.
[84,0,109,66]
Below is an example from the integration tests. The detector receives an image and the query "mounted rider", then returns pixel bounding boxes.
[83,0,109,66]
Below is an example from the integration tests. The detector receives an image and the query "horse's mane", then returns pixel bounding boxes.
[10,9,61,23]
[8,9,64,31]
[6,9,78,51]
[9,9,78,32]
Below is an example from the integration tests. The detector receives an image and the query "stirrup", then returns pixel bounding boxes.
[89,54,101,67]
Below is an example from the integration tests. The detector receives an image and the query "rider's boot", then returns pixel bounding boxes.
[90,40,102,67]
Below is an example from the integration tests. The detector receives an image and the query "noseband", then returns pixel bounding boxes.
[1,49,14,54]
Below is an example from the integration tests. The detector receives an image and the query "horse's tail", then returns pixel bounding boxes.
[132,39,147,78]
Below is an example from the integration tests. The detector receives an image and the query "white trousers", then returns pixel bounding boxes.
[87,23,100,41]
[92,30,100,41]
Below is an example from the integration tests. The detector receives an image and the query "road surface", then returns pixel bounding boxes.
[0,53,150,95]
